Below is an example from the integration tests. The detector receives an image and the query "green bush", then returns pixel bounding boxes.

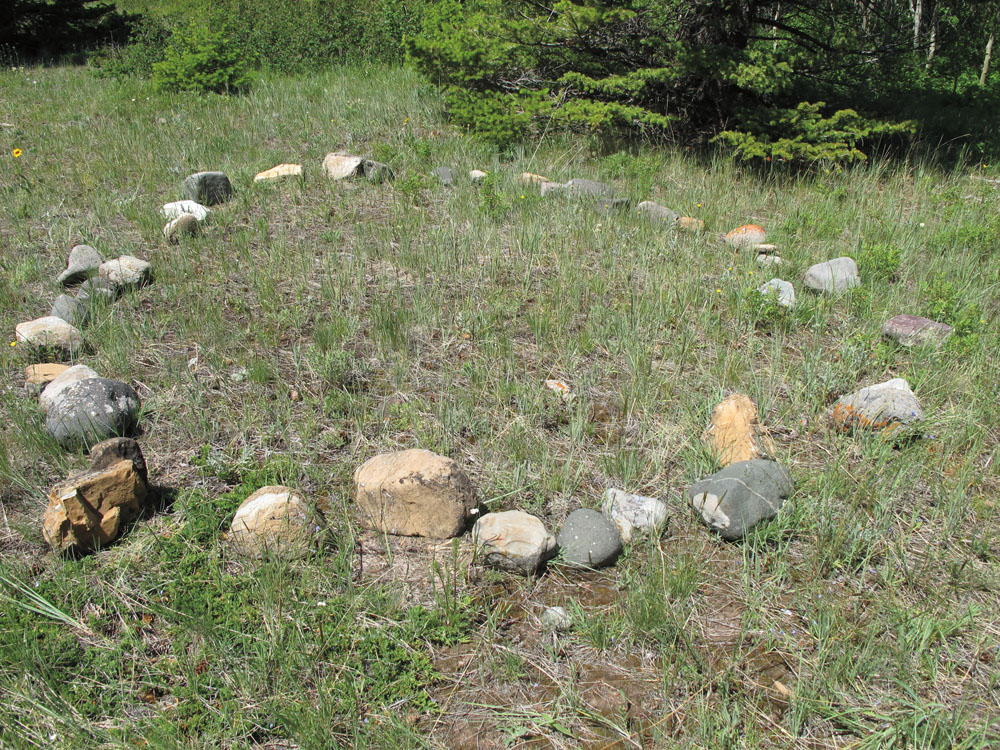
[152,21,251,94]
[856,242,903,282]
[92,14,169,78]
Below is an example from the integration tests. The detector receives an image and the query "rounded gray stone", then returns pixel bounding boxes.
[557,508,622,569]
[56,245,104,287]
[431,166,454,186]
[183,171,232,205]
[50,294,90,328]
[45,377,140,448]
[804,257,860,294]
[688,459,793,541]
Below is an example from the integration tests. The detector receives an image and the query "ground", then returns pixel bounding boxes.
[0,64,998,748]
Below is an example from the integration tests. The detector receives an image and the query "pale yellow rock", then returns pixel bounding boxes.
[322,152,364,180]
[702,394,775,466]
[14,316,83,352]
[228,485,315,559]
[354,449,477,538]
[676,216,705,232]
[25,363,70,385]
[254,163,303,182]
[43,460,147,554]
[519,172,551,184]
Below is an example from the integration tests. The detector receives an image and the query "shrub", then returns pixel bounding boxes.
[92,14,169,79]
[856,242,902,283]
[152,21,251,94]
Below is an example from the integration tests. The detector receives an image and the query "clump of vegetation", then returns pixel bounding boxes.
[152,21,251,94]
[856,242,903,282]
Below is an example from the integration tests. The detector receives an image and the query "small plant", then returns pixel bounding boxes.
[856,242,902,282]
[922,277,983,341]
[153,22,251,94]
[477,171,511,222]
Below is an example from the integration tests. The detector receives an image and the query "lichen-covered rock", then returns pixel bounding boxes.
[473,510,557,575]
[39,364,100,413]
[229,486,317,559]
[601,488,667,543]
[832,378,923,433]
[45,377,140,448]
[43,459,147,554]
[688,460,792,541]
[354,449,477,537]
[183,171,232,205]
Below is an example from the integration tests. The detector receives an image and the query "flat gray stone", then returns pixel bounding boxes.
[45,377,140,448]
[565,178,614,197]
[688,459,793,541]
[50,294,90,328]
[601,488,667,543]
[431,166,453,186]
[56,245,104,286]
[637,201,679,225]
[804,257,860,294]
[540,606,572,631]
[557,508,622,569]
[182,171,232,205]
[882,315,953,347]
[758,278,796,308]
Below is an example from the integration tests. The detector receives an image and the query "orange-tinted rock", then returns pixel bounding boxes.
[702,394,774,466]
[725,224,766,249]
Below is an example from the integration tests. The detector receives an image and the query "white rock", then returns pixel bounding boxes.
[601,488,667,544]
[39,364,100,413]
[322,152,364,180]
[539,606,572,631]
[757,254,784,266]
[473,510,557,575]
[14,316,83,353]
[469,170,487,184]
[161,200,210,221]
[759,278,796,308]
[804,257,860,294]
[99,256,150,290]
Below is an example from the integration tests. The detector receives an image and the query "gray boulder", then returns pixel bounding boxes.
[565,178,614,197]
[601,488,667,543]
[688,459,793,541]
[56,245,104,287]
[182,171,232,205]
[45,378,140,448]
[758,278,796,308]
[637,200,679,225]
[557,508,622,569]
[832,378,922,432]
[50,294,90,328]
[804,257,860,294]
[431,166,454,186]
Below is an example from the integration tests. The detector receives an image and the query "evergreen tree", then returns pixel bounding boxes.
[1,0,128,59]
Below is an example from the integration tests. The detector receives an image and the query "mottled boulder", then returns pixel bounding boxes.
[183,171,232,205]
[832,378,923,433]
[601,488,667,543]
[14,316,83,354]
[702,394,775,466]
[229,486,317,559]
[473,510,557,575]
[804,257,860,294]
[882,315,953,347]
[56,245,104,286]
[99,255,151,292]
[45,377,140,448]
[557,509,622,569]
[688,460,792,540]
[354,449,477,537]
[39,364,100,413]
[43,458,147,554]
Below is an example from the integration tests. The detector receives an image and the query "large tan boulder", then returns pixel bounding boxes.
[354,449,477,537]
[702,394,775,467]
[43,459,147,554]
[228,486,316,559]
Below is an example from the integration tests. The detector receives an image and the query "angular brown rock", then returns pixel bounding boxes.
[354,449,477,537]
[702,394,775,466]
[43,460,147,554]
[90,437,148,484]
[25,363,70,386]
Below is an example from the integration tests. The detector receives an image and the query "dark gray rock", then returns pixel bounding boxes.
[77,277,117,302]
[182,171,232,205]
[431,166,454,186]
[50,294,90,328]
[557,508,622,569]
[89,436,148,484]
[688,459,793,541]
[56,245,104,287]
[882,315,953,347]
[45,378,140,448]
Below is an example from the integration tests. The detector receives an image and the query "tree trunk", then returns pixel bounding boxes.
[982,31,996,86]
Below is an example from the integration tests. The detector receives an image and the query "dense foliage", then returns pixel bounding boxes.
[1,0,131,60]
[406,0,1000,162]
[151,21,251,93]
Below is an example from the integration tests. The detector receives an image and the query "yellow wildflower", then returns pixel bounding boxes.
[12,148,22,158]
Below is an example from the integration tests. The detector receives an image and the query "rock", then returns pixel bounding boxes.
[882,315,953,347]
[161,200,210,222]
[725,224,766,249]
[89,437,148,484]
[469,170,487,184]
[45,377,140,448]
[182,171,232,205]
[565,178,613,197]
[702,394,775,467]
[49,294,90,328]
[592,197,631,213]
[322,152,364,180]
[758,278,796,308]
[39,364,100,413]
[757,254,784,267]
[362,159,394,183]
[520,172,551,184]
[637,200,679,224]
[832,378,923,433]
[25,363,70,386]
[540,181,567,197]
[601,488,667,544]
[557,508,622,569]
[688,459,792,541]
[354,449,477,537]
[431,166,454,186]
[229,485,317,559]
[754,243,779,254]
[14,316,83,354]
[254,163,302,182]
[99,255,151,292]
[803,257,860,294]
[43,458,147,554]
[76,277,117,302]
[676,216,705,232]
[472,510,557,575]
[56,245,104,286]
[540,606,572,632]
[163,214,199,244]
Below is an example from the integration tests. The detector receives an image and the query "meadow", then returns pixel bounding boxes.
[0,62,998,748]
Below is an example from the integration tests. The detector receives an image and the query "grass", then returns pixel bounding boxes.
[1,61,999,748]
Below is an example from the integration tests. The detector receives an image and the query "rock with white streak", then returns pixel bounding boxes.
[601,488,667,543]
[688,460,792,541]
